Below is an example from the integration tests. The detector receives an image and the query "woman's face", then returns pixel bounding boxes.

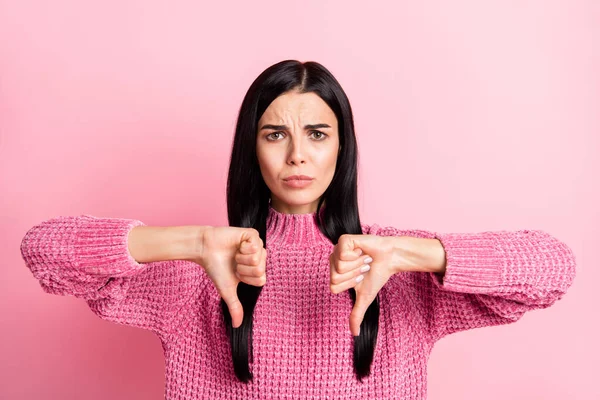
[256,90,340,214]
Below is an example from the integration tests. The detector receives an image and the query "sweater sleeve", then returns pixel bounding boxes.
[20,214,205,343]
[362,223,577,343]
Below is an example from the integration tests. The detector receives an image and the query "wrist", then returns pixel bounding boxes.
[186,225,211,263]
[127,225,202,263]
[142,225,209,262]
[391,236,447,275]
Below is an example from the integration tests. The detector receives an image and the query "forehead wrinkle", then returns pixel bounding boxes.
[259,93,337,132]
[265,109,313,131]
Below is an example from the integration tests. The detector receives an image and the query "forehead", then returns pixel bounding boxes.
[259,91,336,124]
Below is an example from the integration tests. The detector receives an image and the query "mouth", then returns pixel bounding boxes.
[283,175,314,181]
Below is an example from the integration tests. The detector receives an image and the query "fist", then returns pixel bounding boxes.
[330,233,397,336]
[195,226,267,328]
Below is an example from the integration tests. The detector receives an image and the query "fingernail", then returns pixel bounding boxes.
[355,274,364,283]
[360,264,370,273]
[364,256,373,264]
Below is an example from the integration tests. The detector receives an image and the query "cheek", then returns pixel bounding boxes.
[257,153,278,181]
[315,147,339,169]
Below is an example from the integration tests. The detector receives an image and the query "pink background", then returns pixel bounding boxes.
[1,1,597,399]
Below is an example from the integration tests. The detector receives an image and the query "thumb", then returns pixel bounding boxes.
[350,293,372,336]
[222,286,244,328]
[341,235,362,260]
[241,228,262,250]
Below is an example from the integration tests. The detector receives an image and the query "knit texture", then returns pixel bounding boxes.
[20,205,577,399]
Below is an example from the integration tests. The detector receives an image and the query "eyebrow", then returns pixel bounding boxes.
[259,123,332,131]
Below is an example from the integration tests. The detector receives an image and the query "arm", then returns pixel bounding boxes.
[20,214,211,343]
[363,224,577,343]
[127,224,206,264]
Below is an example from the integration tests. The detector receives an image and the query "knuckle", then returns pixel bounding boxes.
[228,299,241,310]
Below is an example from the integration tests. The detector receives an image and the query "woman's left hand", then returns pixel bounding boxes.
[329,234,399,336]
[330,233,447,336]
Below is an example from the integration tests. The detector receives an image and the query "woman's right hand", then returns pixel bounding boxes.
[192,226,267,328]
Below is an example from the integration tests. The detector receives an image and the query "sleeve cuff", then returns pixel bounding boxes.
[74,215,147,277]
[428,231,503,294]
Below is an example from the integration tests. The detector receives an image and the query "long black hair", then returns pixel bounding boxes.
[224,59,379,383]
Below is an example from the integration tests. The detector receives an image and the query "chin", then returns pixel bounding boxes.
[275,192,320,205]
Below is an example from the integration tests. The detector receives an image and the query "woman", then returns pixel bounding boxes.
[20,60,577,399]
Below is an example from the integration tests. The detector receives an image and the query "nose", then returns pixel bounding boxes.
[287,136,306,165]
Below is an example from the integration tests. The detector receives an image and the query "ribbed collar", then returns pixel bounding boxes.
[266,204,332,248]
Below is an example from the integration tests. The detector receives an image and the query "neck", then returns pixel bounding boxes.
[266,203,331,248]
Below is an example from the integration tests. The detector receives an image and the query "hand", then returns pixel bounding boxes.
[192,226,267,329]
[329,234,398,336]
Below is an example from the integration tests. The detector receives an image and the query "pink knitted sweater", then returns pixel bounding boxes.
[20,205,576,399]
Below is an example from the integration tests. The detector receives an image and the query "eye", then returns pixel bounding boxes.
[310,130,328,140]
[266,132,284,141]
[265,130,328,141]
